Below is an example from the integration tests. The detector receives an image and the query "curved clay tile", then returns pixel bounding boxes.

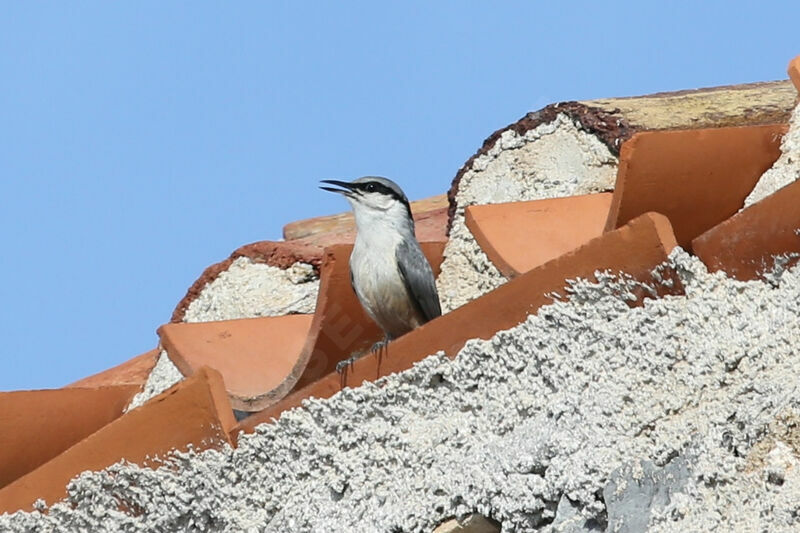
[693,177,800,281]
[465,193,612,278]
[0,385,139,489]
[158,314,315,411]
[0,367,235,515]
[790,55,800,92]
[66,349,159,389]
[604,124,787,249]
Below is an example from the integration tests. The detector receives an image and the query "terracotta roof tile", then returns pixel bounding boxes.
[465,193,612,278]
[788,55,800,93]
[66,349,158,388]
[0,385,139,489]
[604,124,787,249]
[0,367,235,514]
[284,194,448,240]
[235,212,682,434]
[693,177,800,280]
[158,314,314,412]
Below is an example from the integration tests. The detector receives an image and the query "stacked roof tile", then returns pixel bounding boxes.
[2,55,800,531]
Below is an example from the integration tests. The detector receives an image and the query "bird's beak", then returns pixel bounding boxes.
[319,180,356,198]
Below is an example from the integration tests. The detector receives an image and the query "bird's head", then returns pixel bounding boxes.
[320,176,413,231]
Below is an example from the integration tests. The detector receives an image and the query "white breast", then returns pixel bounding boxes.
[349,233,422,339]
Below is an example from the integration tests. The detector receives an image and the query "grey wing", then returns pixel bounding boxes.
[396,240,442,323]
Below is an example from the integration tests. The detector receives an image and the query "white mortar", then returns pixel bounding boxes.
[183,258,319,322]
[124,350,183,411]
[744,103,800,207]
[437,113,618,312]
[6,250,800,531]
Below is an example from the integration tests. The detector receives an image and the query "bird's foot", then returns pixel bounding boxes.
[370,339,389,355]
[335,355,358,374]
[336,355,359,389]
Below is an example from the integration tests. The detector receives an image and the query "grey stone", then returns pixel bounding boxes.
[603,455,690,533]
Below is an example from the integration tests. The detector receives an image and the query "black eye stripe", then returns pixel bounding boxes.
[355,181,412,220]
[355,182,397,199]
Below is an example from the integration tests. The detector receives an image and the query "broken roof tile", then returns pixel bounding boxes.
[604,124,787,249]
[235,212,682,434]
[158,314,314,412]
[465,193,612,278]
[693,177,800,281]
[0,367,235,514]
[0,385,139,489]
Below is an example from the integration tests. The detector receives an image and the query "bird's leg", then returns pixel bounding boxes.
[372,334,390,378]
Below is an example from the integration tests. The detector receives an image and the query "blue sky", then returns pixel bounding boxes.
[1,2,797,390]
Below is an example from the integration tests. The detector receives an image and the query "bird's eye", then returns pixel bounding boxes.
[365,183,376,193]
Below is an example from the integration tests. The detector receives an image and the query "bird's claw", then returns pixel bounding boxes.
[336,357,357,374]
[336,356,358,389]
[370,340,388,357]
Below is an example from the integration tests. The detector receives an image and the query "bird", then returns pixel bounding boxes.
[320,176,442,375]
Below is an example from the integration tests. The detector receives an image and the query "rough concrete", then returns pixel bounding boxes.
[4,249,800,531]
[124,351,183,412]
[745,103,800,207]
[437,113,618,311]
[183,258,319,323]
